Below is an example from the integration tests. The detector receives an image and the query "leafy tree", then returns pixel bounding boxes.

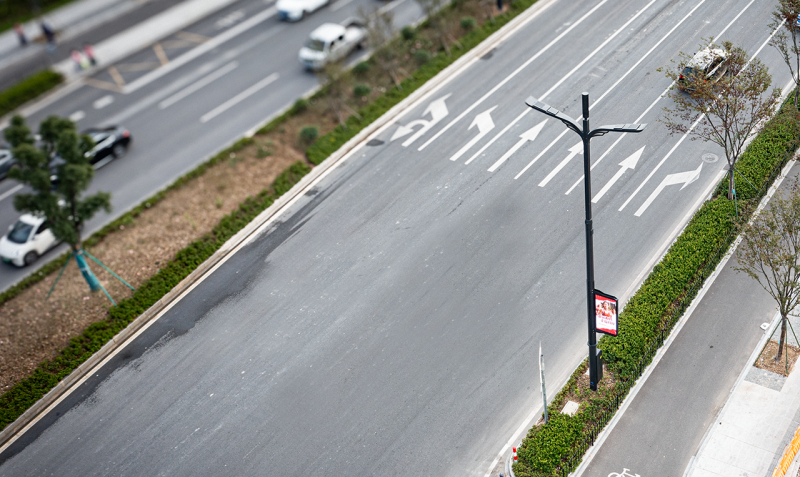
[660,40,781,200]
[736,177,800,362]
[4,115,111,288]
[769,0,800,108]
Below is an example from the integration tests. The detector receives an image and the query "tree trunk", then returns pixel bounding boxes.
[774,316,787,362]
[794,87,798,110]
[727,168,735,200]
[73,247,101,292]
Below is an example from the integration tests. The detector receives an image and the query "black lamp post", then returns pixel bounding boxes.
[525,92,646,391]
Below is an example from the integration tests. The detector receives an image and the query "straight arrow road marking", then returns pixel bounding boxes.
[538,142,582,187]
[391,94,451,147]
[634,163,702,217]
[592,146,645,203]
[488,120,547,172]
[451,106,497,162]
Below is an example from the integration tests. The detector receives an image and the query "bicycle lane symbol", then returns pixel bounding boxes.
[608,469,641,477]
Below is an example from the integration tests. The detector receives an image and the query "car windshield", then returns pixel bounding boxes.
[680,66,697,78]
[88,132,110,143]
[7,221,33,244]
[305,39,326,51]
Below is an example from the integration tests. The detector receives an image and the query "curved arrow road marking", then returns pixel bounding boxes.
[592,146,645,203]
[634,163,702,217]
[391,94,451,146]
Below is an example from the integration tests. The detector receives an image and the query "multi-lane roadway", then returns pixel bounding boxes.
[0,0,792,475]
[0,0,423,290]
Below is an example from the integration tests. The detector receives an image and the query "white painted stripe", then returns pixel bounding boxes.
[69,110,86,122]
[0,184,24,202]
[514,129,567,179]
[93,95,114,109]
[200,73,279,123]
[417,0,610,151]
[331,0,354,11]
[159,61,238,109]
[123,7,277,94]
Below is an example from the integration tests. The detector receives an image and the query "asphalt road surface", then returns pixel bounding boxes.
[0,0,792,475]
[0,0,423,291]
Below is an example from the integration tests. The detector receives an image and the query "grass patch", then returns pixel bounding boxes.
[0,70,63,118]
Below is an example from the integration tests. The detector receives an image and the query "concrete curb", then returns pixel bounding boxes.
[0,0,557,454]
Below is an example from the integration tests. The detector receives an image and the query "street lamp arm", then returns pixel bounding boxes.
[589,123,647,138]
[525,96,582,136]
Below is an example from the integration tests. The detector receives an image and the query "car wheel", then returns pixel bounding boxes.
[300,10,306,19]
[112,144,127,158]
[23,251,38,266]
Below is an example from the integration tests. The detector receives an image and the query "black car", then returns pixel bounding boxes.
[49,125,131,183]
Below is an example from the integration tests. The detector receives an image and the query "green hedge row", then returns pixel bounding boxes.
[304,0,539,165]
[0,70,63,118]
[0,160,311,430]
[514,100,800,476]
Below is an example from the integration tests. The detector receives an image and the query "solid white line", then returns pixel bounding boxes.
[416,0,610,151]
[331,0,354,11]
[159,61,238,109]
[123,7,277,94]
[514,129,568,179]
[619,11,779,211]
[0,184,24,202]
[200,73,279,123]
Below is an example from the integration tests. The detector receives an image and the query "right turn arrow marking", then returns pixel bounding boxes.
[592,146,645,203]
[634,163,702,217]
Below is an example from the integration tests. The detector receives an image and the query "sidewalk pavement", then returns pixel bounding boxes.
[686,311,800,477]
[0,0,239,91]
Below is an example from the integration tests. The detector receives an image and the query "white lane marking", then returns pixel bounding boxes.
[488,120,546,172]
[592,146,644,203]
[514,128,568,179]
[619,3,775,211]
[391,94,451,146]
[453,107,497,162]
[159,61,239,109]
[93,95,114,109]
[123,6,277,94]
[69,110,86,122]
[215,9,245,29]
[537,142,582,187]
[417,0,611,151]
[500,0,658,176]
[331,0,354,11]
[200,73,279,123]
[0,184,24,202]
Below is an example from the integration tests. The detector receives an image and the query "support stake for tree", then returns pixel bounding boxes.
[82,249,135,291]
[46,253,73,300]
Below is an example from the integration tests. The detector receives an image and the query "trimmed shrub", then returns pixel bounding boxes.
[353,61,371,75]
[401,25,415,40]
[353,83,371,98]
[0,70,63,117]
[290,98,309,116]
[299,125,319,144]
[414,49,432,65]
[460,16,477,30]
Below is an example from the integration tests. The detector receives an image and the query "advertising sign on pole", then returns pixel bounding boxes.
[594,290,618,336]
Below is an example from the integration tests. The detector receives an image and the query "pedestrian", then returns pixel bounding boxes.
[14,23,28,47]
[40,20,56,52]
[83,43,96,66]
[70,49,85,71]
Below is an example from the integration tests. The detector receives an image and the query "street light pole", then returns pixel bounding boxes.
[526,92,645,391]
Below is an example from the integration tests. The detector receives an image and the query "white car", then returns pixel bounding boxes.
[277,0,329,21]
[299,20,367,70]
[0,214,57,267]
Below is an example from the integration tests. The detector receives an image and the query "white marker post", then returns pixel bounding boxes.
[592,146,645,203]
[449,106,497,162]
[634,163,702,217]
[391,94,451,147]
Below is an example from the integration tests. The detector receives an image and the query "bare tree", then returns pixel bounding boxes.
[414,0,460,56]
[359,6,407,89]
[315,60,360,128]
[769,0,800,108]
[660,40,781,200]
[736,178,800,362]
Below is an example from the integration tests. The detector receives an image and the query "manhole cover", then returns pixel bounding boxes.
[702,153,719,163]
